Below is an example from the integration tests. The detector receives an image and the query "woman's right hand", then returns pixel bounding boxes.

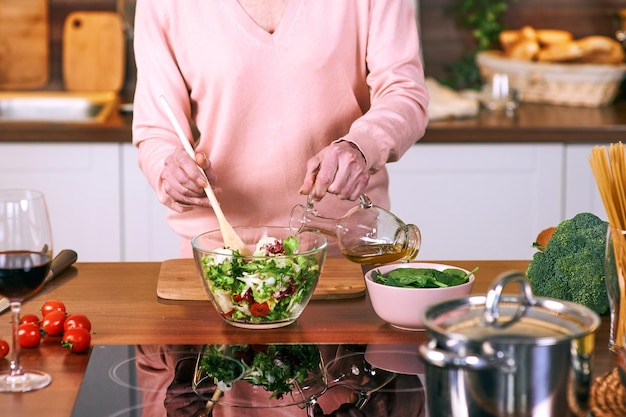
[161,146,217,210]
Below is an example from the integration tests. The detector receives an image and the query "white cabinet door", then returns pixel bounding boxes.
[0,143,121,261]
[387,143,564,260]
[564,143,609,221]
[121,143,180,261]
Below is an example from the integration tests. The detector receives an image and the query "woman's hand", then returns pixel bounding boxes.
[300,141,369,202]
[161,147,218,210]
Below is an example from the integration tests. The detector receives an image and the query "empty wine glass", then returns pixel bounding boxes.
[0,189,53,392]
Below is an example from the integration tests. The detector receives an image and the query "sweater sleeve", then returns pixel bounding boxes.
[342,0,429,174]
[132,0,196,211]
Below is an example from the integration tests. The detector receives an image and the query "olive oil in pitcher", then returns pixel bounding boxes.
[289,194,421,266]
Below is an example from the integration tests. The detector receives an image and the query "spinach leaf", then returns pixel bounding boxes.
[373,267,478,289]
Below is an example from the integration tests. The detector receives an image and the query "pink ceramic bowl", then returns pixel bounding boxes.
[364,262,475,331]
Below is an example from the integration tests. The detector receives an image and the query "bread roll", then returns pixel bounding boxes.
[500,29,521,51]
[536,29,574,46]
[518,25,537,42]
[498,27,625,65]
[507,38,540,61]
[577,36,625,64]
[536,41,584,62]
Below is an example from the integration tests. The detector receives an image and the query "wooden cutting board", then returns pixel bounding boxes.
[0,0,49,89]
[157,257,366,301]
[62,11,125,92]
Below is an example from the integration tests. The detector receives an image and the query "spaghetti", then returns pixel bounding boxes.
[590,143,626,349]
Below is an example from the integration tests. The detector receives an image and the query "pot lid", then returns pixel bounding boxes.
[422,271,601,346]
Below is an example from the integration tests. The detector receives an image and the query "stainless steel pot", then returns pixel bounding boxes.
[419,271,600,417]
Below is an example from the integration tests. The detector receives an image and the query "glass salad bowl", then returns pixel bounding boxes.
[191,226,328,329]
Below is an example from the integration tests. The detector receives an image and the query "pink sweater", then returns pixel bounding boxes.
[132,0,429,257]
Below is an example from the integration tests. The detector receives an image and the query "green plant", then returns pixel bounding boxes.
[457,0,510,51]
[440,0,514,90]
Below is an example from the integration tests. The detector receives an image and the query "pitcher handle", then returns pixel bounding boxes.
[356,194,371,209]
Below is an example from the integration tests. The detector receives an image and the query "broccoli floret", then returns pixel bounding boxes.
[526,212,609,315]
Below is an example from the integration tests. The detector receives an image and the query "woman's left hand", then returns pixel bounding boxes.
[300,141,369,202]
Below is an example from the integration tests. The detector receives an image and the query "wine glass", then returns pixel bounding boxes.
[0,189,53,392]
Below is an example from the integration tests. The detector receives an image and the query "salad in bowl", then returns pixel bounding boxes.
[192,226,327,329]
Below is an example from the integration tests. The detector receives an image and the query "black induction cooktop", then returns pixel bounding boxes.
[70,343,426,417]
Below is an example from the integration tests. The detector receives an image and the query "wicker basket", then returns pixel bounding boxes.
[476,50,626,107]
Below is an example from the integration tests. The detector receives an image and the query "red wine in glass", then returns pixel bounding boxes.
[0,189,53,393]
[0,251,51,300]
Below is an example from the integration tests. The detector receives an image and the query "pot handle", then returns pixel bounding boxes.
[483,270,537,329]
[419,339,504,371]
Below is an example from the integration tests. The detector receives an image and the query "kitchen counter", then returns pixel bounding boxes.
[0,259,617,416]
[2,102,626,143]
[0,107,133,143]
[426,101,626,143]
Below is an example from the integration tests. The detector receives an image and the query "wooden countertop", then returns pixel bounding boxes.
[2,102,626,144]
[0,108,133,143]
[424,101,626,143]
[0,259,617,416]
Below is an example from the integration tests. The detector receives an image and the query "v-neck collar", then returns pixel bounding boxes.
[224,0,303,41]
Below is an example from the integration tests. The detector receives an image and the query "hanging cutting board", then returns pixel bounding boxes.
[157,257,367,301]
[0,0,49,89]
[62,11,125,92]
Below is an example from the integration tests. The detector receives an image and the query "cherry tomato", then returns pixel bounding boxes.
[61,327,91,353]
[41,310,67,337]
[19,313,40,326]
[41,299,66,317]
[63,314,92,332]
[0,339,9,359]
[18,323,41,348]
[249,301,270,317]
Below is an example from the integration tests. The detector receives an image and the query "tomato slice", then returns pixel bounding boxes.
[249,302,270,317]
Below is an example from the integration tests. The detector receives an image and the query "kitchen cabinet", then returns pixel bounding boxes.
[121,143,181,261]
[564,143,609,221]
[0,142,178,262]
[387,143,564,260]
[0,143,121,261]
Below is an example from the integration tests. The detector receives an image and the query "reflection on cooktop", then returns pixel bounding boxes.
[71,344,426,417]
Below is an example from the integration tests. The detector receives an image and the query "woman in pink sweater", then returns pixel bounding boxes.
[132,0,429,257]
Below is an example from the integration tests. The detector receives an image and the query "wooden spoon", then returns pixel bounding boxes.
[158,95,251,256]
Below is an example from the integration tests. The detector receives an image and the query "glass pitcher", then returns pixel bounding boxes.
[289,194,421,265]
